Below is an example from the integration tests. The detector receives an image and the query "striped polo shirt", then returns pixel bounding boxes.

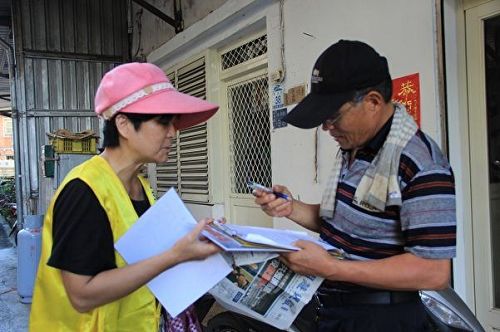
[320,117,456,261]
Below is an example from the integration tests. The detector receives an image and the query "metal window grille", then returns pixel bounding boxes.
[221,35,267,70]
[228,74,271,194]
[156,58,210,202]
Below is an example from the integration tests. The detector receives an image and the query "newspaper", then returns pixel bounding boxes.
[210,252,323,330]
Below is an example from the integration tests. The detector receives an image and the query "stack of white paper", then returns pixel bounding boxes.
[115,189,232,317]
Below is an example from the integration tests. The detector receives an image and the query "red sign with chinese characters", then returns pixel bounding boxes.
[392,73,420,126]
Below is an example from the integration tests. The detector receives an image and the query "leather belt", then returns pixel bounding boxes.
[317,290,420,306]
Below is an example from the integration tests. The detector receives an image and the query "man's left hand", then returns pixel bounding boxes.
[280,240,336,278]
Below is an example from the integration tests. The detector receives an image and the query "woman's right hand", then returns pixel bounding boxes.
[253,184,293,218]
[171,218,221,263]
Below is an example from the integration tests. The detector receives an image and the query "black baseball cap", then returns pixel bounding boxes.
[283,40,391,129]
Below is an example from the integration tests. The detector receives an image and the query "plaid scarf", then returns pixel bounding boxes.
[320,104,418,218]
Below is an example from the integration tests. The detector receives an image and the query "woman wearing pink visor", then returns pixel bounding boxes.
[30,62,221,332]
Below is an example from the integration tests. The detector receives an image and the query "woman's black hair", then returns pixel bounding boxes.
[102,113,174,148]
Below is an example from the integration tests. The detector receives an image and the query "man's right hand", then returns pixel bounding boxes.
[253,184,293,218]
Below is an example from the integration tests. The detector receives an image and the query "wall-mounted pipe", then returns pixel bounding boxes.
[0,35,24,227]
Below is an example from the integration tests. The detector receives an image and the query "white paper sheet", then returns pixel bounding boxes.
[203,223,336,252]
[115,188,232,317]
[231,225,335,250]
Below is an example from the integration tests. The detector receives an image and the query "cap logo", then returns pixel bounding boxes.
[101,81,174,120]
[311,69,323,84]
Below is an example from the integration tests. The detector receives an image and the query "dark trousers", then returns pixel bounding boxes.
[317,300,432,332]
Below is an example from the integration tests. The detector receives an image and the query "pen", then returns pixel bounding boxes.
[246,181,290,200]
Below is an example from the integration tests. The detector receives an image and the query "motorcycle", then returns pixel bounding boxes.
[199,287,484,332]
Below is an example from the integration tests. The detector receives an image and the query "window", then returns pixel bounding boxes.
[156,57,210,203]
[221,35,267,70]
[227,74,271,193]
[222,34,272,194]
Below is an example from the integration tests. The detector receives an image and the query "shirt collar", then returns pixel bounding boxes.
[364,114,393,154]
[341,114,394,157]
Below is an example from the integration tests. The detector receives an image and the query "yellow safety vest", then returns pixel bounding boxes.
[30,155,161,332]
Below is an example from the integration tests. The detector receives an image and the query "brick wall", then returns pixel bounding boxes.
[0,116,13,160]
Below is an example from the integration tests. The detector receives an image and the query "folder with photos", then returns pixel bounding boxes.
[202,220,336,252]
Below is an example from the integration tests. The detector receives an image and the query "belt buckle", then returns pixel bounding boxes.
[313,293,323,309]
[312,293,323,322]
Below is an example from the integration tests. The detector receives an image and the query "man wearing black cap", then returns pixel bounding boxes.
[253,40,456,331]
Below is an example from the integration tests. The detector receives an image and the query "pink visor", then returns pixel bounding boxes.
[94,62,219,130]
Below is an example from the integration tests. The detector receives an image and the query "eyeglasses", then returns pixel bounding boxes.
[323,92,366,127]
[323,110,346,127]
[323,102,358,127]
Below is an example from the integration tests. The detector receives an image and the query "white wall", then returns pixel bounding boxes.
[185,202,225,221]
[131,0,229,59]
